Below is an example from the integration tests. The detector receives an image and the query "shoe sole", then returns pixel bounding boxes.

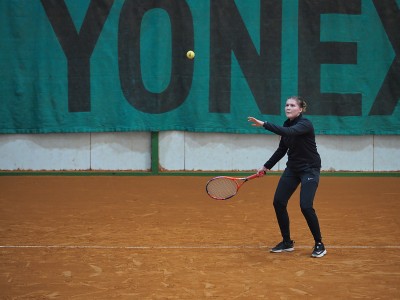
[311,249,327,258]
[270,248,294,253]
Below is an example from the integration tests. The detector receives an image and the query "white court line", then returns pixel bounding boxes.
[1,245,400,249]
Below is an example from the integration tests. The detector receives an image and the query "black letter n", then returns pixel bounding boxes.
[209,0,282,115]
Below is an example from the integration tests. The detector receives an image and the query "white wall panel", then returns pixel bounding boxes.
[374,136,400,171]
[0,134,90,170]
[317,136,374,171]
[183,132,281,171]
[159,131,185,170]
[90,132,151,170]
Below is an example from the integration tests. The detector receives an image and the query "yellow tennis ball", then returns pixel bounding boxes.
[186,50,195,59]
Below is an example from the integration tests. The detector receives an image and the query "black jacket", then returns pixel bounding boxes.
[262,114,321,172]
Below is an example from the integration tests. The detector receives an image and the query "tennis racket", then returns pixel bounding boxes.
[206,173,260,200]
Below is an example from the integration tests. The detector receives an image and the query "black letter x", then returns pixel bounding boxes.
[369,0,400,115]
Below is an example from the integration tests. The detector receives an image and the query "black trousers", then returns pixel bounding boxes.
[273,167,322,243]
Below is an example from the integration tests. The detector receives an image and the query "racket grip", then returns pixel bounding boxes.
[247,173,261,180]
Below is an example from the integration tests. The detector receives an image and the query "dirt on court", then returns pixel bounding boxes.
[0,175,399,299]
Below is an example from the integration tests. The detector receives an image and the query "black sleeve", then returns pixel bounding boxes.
[264,138,288,170]
[263,119,312,136]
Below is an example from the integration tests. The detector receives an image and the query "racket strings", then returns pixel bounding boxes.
[206,178,238,199]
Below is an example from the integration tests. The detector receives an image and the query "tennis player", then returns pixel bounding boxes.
[248,96,326,258]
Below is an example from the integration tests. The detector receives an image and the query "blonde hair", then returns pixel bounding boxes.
[288,96,307,112]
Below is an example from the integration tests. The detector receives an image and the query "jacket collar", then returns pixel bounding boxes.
[285,113,303,125]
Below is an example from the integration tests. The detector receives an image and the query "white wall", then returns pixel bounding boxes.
[0,132,150,171]
[159,132,400,172]
[0,131,399,171]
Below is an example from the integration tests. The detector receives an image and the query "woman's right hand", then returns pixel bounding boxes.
[257,166,268,177]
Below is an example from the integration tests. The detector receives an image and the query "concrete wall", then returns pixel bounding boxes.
[0,132,399,171]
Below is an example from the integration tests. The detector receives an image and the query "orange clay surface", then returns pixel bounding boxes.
[0,175,399,299]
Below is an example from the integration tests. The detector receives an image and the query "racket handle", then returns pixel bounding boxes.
[247,173,261,180]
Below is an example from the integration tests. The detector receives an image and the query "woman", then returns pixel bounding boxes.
[248,96,326,258]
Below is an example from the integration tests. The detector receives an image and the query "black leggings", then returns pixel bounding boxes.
[273,167,322,243]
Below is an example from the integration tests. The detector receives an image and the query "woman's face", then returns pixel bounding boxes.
[285,98,302,120]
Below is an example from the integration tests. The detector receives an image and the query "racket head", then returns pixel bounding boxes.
[205,176,240,200]
[205,173,260,200]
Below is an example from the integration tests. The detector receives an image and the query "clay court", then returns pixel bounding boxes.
[0,174,399,299]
